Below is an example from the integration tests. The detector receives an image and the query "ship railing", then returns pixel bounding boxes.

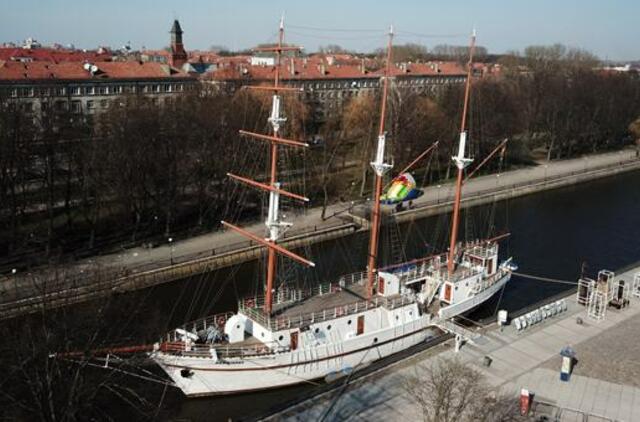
[159,339,290,359]
[245,293,416,331]
[472,268,508,293]
[394,261,436,283]
[237,271,369,314]
[164,311,235,344]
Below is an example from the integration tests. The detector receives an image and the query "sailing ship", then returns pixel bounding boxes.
[151,20,515,396]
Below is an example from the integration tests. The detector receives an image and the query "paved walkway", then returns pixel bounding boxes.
[81,148,640,273]
[270,265,640,421]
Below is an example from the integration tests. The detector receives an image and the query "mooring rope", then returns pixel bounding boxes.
[512,272,578,286]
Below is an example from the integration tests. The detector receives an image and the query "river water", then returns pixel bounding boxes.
[99,170,640,420]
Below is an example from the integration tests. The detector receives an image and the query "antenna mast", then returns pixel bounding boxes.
[366,26,394,299]
[447,29,476,275]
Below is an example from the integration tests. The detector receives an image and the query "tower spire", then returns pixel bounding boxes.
[169,19,187,68]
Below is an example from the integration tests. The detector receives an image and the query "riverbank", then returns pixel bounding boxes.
[1,148,639,320]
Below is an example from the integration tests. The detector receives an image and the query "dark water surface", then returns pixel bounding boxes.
[115,170,640,420]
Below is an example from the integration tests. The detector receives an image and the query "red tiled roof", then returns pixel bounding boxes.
[0,47,112,63]
[0,60,193,81]
[206,58,465,82]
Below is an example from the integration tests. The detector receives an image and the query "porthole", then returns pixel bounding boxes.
[327,325,332,331]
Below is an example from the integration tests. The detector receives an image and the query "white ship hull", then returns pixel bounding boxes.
[153,304,432,396]
[438,272,511,319]
[152,266,512,396]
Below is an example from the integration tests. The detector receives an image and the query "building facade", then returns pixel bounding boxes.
[0,60,197,117]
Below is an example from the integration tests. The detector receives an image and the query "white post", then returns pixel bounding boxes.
[454,334,463,352]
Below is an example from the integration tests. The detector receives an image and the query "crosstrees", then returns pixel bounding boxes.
[227,173,309,202]
[221,221,315,268]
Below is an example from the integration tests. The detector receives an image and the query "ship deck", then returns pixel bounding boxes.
[272,284,372,318]
[241,282,415,331]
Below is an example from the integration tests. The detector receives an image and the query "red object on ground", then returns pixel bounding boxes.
[520,388,531,416]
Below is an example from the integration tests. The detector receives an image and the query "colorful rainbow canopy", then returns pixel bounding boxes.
[381,173,423,204]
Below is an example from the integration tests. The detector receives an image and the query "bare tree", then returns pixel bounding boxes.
[404,358,519,422]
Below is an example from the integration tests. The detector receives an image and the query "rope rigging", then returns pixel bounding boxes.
[512,272,578,286]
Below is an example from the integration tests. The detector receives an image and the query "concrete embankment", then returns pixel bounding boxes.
[0,222,357,321]
[1,148,639,320]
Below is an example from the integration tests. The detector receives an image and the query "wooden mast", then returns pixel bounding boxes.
[447,30,476,275]
[366,26,394,299]
[265,16,286,315]
[222,17,313,315]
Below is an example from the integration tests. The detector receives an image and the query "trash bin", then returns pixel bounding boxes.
[560,346,576,382]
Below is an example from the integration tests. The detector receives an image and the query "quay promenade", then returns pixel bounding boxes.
[263,264,640,422]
